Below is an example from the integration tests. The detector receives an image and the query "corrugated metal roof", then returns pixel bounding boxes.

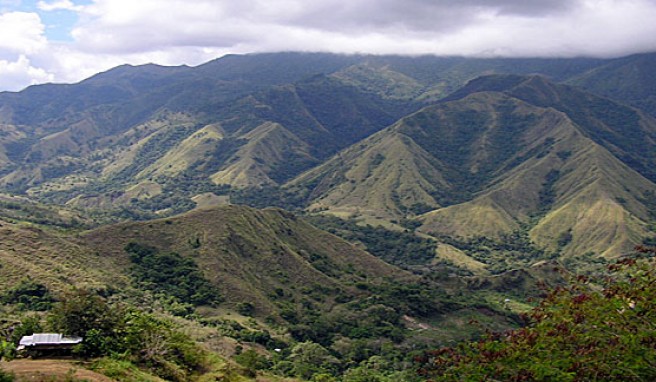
[19,333,83,347]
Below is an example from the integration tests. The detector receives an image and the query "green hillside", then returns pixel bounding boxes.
[1,204,537,381]
[291,75,656,271]
[568,52,656,116]
[0,55,654,274]
[2,52,656,380]
[449,74,656,183]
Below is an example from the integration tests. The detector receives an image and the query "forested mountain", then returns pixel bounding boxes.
[0,53,649,190]
[1,51,656,381]
[0,51,654,265]
[568,52,656,117]
[291,75,656,264]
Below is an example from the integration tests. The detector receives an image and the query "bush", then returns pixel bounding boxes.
[418,248,656,381]
[125,242,222,306]
[0,279,55,311]
[47,289,122,356]
[235,349,270,377]
[306,215,437,267]
[10,315,43,345]
[0,341,16,361]
[47,289,207,381]
[236,302,255,317]
[0,369,15,382]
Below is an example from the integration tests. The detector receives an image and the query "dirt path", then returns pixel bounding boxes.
[402,314,433,330]
[0,359,115,382]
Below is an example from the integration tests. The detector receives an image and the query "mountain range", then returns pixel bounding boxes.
[0,52,655,273]
[294,74,656,264]
[2,51,656,381]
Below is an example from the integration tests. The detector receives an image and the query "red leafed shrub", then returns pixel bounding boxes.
[418,246,656,381]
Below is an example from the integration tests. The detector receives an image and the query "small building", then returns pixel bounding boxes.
[17,333,83,356]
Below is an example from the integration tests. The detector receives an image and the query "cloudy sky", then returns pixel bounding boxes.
[1,0,655,91]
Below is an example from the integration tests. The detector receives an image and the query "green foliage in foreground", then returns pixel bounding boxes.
[0,369,15,382]
[44,289,208,381]
[418,246,656,381]
[0,340,16,362]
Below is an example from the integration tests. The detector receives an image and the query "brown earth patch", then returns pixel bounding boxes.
[0,360,114,382]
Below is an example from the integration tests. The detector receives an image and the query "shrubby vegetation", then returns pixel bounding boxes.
[10,289,209,381]
[230,185,308,210]
[125,242,223,307]
[437,231,547,273]
[200,317,285,350]
[0,369,14,382]
[537,169,561,214]
[260,339,426,382]
[417,246,656,381]
[0,279,55,311]
[194,274,465,381]
[0,200,85,228]
[306,215,437,267]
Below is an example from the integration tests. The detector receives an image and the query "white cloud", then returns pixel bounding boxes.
[0,11,53,91]
[67,0,656,58]
[0,55,54,91]
[0,12,47,55]
[2,0,656,91]
[431,0,656,58]
[37,0,83,12]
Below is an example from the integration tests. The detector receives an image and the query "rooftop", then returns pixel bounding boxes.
[17,333,83,350]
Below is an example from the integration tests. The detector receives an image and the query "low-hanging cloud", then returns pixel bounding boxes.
[70,0,656,56]
[1,0,656,91]
[0,55,53,90]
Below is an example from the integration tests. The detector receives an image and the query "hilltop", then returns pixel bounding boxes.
[291,74,656,271]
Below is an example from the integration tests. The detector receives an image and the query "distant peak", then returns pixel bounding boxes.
[442,74,527,101]
[442,74,559,103]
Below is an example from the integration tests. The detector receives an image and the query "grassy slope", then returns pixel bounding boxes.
[293,82,656,262]
[0,205,409,381]
[0,204,408,308]
[289,130,448,220]
[138,123,226,179]
[420,95,655,256]
[504,75,656,183]
[81,205,409,315]
[210,122,315,187]
[0,360,117,382]
[0,221,126,295]
[530,143,654,257]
